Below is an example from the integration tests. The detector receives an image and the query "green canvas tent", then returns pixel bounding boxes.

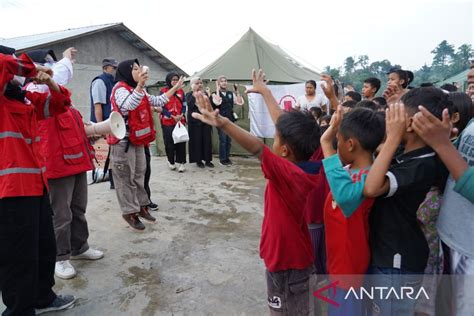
[437,69,470,92]
[193,28,321,83]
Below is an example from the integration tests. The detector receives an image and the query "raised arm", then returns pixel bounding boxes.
[320,74,340,112]
[192,91,263,158]
[246,69,282,124]
[52,47,76,86]
[233,83,244,106]
[320,104,343,158]
[0,53,37,92]
[364,103,406,198]
[413,107,473,202]
[161,76,184,99]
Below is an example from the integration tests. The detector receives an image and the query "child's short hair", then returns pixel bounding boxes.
[342,100,357,109]
[309,106,323,118]
[372,97,387,109]
[275,111,321,161]
[320,114,332,125]
[401,87,450,119]
[345,91,362,102]
[440,83,457,92]
[364,77,381,94]
[339,108,385,153]
[356,100,379,111]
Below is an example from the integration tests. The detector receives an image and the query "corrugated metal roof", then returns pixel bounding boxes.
[0,23,187,76]
[0,23,121,50]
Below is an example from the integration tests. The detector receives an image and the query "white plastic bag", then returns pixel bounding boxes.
[172,122,189,144]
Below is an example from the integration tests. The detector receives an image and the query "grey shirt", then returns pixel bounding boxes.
[91,79,107,105]
[437,120,474,258]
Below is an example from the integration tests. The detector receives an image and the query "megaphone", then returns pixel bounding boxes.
[85,112,126,139]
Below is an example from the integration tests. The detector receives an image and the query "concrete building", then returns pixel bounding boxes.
[0,22,187,120]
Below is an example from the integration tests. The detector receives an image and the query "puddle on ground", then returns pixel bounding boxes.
[133,237,158,244]
[190,208,253,232]
[118,265,161,287]
[121,252,153,261]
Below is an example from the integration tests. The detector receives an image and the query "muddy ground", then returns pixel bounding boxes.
[1,156,269,315]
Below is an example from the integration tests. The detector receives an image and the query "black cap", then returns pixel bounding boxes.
[26,49,57,64]
[102,57,118,68]
[0,45,16,55]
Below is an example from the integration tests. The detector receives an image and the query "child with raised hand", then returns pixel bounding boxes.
[414,91,472,316]
[363,87,447,316]
[320,104,385,316]
[413,105,474,315]
[193,69,320,315]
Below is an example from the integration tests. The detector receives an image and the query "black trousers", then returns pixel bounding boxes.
[161,125,186,164]
[0,193,57,316]
[188,123,212,164]
[144,146,151,200]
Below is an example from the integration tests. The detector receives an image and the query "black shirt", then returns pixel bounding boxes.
[369,146,438,272]
[210,91,235,121]
[186,92,203,126]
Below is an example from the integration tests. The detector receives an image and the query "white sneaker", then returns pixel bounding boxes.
[70,248,104,260]
[168,161,176,170]
[55,260,76,279]
[178,163,185,173]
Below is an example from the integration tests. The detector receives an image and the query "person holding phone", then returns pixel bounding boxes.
[160,72,187,172]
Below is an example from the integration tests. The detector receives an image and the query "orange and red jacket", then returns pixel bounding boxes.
[0,53,71,198]
[37,106,94,180]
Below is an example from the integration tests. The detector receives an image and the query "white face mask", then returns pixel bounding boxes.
[44,62,55,69]
[12,75,26,86]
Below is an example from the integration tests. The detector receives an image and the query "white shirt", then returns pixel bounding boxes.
[25,57,73,94]
[296,94,329,111]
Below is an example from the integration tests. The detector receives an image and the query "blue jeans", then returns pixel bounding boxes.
[365,266,423,316]
[217,128,231,162]
[327,287,364,316]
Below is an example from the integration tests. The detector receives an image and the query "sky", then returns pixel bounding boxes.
[0,0,473,75]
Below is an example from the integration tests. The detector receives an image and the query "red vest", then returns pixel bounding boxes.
[0,97,46,198]
[0,53,71,198]
[160,87,185,126]
[108,82,155,145]
[38,107,94,179]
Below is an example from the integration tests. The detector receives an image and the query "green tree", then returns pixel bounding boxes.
[431,40,455,80]
[323,66,341,79]
[431,40,455,67]
[356,55,370,70]
[412,64,432,86]
[451,44,473,74]
[344,57,355,74]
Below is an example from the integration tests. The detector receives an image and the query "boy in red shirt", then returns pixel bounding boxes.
[319,75,385,316]
[192,69,320,315]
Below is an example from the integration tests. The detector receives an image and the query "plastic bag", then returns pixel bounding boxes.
[172,122,189,144]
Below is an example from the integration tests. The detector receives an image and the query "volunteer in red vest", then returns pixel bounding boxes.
[25,48,104,281]
[0,47,76,315]
[109,59,183,231]
[160,72,187,172]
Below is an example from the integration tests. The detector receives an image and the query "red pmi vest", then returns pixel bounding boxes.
[160,87,186,126]
[108,82,155,145]
[0,96,47,198]
[38,107,94,179]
